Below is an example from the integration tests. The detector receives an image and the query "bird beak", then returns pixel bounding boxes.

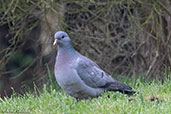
[53,39,58,46]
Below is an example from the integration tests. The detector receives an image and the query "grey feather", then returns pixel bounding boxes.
[74,56,115,88]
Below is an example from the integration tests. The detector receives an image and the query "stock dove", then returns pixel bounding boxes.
[53,31,135,100]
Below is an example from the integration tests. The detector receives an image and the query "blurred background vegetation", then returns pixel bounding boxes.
[0,0,171,98]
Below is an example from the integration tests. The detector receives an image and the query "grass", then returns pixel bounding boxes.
[0,77,170,114]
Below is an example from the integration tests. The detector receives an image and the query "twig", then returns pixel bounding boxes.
[1,0,15,20]
[10,58,37,79]
[156,0,171,17]
[146,50,159,76]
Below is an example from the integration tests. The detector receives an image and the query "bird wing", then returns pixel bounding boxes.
[74,56,115,88]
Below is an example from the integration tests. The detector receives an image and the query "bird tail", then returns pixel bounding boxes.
[103,81,135,95]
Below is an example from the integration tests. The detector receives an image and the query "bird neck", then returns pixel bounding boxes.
[57,45,77,62]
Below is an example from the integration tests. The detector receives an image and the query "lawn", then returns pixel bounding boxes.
[0,77,170,114]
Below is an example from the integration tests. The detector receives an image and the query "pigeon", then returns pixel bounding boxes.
[53,31,135,100]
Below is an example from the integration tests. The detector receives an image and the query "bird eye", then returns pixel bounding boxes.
[61,35,65,39]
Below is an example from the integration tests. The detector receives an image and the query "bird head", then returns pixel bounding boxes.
[53,31,71,47]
